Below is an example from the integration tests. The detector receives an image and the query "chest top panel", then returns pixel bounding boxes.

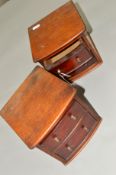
[0,66,76,149]
[28,1,85,62]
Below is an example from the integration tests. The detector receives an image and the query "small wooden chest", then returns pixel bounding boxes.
[0,66,102,164]
[28,1,103,81]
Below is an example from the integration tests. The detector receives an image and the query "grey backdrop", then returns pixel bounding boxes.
[0,0,116,174]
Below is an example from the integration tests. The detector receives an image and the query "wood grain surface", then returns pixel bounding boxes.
[38,95,102,164]
[0,66,76,149]
[28,1,85,62]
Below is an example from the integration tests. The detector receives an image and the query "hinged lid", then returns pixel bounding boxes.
[0,66,76,149]
[28,1,85,62]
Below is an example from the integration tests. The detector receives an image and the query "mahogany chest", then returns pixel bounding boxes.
[28,1,103,82]
[0,66,102,164]
[0,0,103,165]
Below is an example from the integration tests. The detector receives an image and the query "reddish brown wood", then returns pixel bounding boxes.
[0,66,102,164]
[43,34,102,81]
[28,1,103,81]
[0,66,76,149]
[0,1,103,165]
[28,1,85,62]
[38,95,102,164]
[49,43,94,74]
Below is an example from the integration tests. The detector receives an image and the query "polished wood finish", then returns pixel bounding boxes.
[38,95,102,164]
[43,34,102,81]
[0,66,76,149]
[0,66,102,164]
[49,43,94,74]
[0,1,103,165]
[28,1,103,81]
[28,1,85,62]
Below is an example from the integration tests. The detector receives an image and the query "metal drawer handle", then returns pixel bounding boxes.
[57,69,71,78]
[70,115,77,120]
[53,136,60,143]
[66,144,73,151]
[57,69,72,84]
[82,125,89,132]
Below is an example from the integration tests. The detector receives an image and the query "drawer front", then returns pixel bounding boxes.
[39,101,83,152]
[54,113,96,161]
[69,56,97,80]
[50,44,93,75]
[38,99,100,164]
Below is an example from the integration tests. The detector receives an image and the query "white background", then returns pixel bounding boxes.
[0,0,116,174]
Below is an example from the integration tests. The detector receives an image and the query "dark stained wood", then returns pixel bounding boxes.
[0,66,102,164]
[0,66,76,149]
[28,1,103,81]
[28,1,85,62]
[38,101,83,152]
[43,35,102,81]
[38,95,102,164]
[49,43,94,74]
[45,44,93,71]
[0,1,103,165]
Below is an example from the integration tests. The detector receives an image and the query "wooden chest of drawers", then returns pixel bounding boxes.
[0,66,101,164]
[28,1,103,82]
[0,0,103,166]
[38,97,101,164]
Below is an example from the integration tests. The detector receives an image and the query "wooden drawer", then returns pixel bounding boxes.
[39,101,83,152]
[28,1,103,82]
[39,99,98,164]
[69,56,97,80]
[50,44,93,76]
[54,113,96,161]
[37,96,101,164]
